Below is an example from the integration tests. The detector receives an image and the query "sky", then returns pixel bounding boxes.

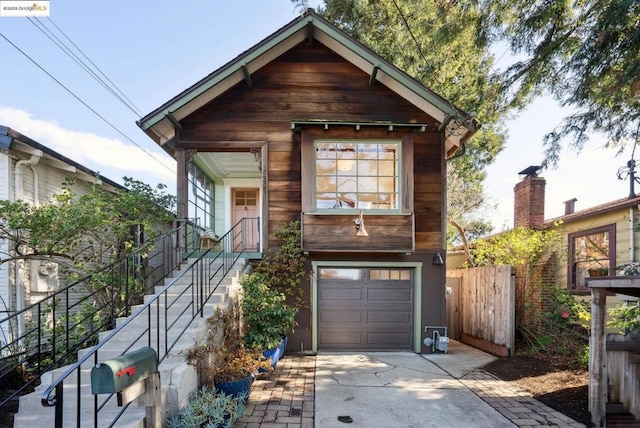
[0,1,633,232]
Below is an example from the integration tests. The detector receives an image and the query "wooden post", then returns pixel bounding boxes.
[176,149,188,220]
[138,372,162,428]
[589,286,606,427]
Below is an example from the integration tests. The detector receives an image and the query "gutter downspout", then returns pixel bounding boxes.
[14,152,42,339]
[446,142,466,162]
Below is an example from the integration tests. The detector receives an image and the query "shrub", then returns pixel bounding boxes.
[167,385,246,428]
[241,272,297,350]
[607,302,640,334]
[542,286,590,329]
[253,220,309,309]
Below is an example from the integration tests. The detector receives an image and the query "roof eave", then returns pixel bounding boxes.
[137,9,480,150]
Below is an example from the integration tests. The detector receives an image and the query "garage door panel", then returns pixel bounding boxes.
[367,288,412,302]
[319,310,363,323]
[318,267,414,351]
[367,310,412,324]
[368,333,412,347]
[320,288,363,301]
[319,331,364,346]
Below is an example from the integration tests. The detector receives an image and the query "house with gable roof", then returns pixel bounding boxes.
[138,9,480,353]
[0,125,125,346]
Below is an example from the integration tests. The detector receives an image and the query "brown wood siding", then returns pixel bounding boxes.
[179,41,442,248]
[302,213,414,252]
[414,133,444,250]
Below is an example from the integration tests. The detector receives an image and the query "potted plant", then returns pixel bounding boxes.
[211,346,272,399]
[240,272,297,366]
[588,266,610,277]
[187,302,272,404]
[167,385,246,428]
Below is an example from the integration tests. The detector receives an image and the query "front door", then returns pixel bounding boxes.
[232,188,259,251]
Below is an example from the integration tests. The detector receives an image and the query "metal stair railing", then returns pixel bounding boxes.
[0,219,200,413]
[38,217,258,428]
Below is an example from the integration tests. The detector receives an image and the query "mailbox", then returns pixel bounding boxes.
[91,346,158,395]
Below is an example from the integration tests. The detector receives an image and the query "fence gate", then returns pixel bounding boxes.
[446,265,515,356]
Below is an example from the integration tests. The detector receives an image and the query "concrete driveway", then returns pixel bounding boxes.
[315,349,514,428]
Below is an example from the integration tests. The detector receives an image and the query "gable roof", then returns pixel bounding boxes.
[545,194,640,226]
[0,125,124,191]
[137,8,481,157]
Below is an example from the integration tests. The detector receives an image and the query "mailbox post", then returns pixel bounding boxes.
[91,347,161,428]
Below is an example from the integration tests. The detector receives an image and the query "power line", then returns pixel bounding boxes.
[46,17,144,116]
[0,31,176,175]
[389,0,459,117]
[390,0,444,92]
[27,17,143,117]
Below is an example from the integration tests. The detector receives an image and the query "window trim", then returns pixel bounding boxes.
[568,224,616,292]
[300,129,413,215]
[313,139,402,213]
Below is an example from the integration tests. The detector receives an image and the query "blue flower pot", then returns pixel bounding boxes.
[262,336,287,368]
[214,374,254,403]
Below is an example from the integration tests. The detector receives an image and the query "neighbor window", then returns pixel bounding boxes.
[569,225,615,290]
[315,140,399,211]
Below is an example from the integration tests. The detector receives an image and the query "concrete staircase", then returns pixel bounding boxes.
[13,257,247,428]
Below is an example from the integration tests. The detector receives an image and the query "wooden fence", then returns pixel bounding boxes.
[446,265,515,357]
[605,333,640,420]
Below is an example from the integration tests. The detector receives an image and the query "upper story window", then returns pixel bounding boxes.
[314,140,400,211]
[569,224,615,291]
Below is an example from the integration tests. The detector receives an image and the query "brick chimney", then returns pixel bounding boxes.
[514,166,545,228]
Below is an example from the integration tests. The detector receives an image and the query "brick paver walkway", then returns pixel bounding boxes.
[238,354,587,428]
[460,370,586,427]
[237,355,315,428]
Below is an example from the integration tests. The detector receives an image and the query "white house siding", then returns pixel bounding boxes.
[214,181,226,237]
[0,153,10,346]
[16,158,104,308]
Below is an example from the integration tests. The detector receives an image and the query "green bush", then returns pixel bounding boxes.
[254,220,308,309]
[241,272,297,350]
[542,286,590,329]
[608,302,640,334]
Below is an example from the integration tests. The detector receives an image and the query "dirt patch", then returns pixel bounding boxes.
[483,351,588,424]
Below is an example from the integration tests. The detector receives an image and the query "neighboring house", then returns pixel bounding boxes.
[448,166,638,327]
[513,167,638,306]
[137,9,480,353]
[0,125,124,343]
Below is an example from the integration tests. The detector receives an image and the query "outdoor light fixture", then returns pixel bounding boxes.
[432,250,444,265]
[354,210,368,236]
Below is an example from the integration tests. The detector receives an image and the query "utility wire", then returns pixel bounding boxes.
[389,0,462,122]
[45,17,144,116]
[27,17,143,117]
[0,31,176,175]
[29,18,169,146]
[390,0,444,92]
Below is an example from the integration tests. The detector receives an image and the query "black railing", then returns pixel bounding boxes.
[0,219,200,412]
[38,217,258,428]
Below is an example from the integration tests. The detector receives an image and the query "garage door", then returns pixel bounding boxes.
[318,267,414,350]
